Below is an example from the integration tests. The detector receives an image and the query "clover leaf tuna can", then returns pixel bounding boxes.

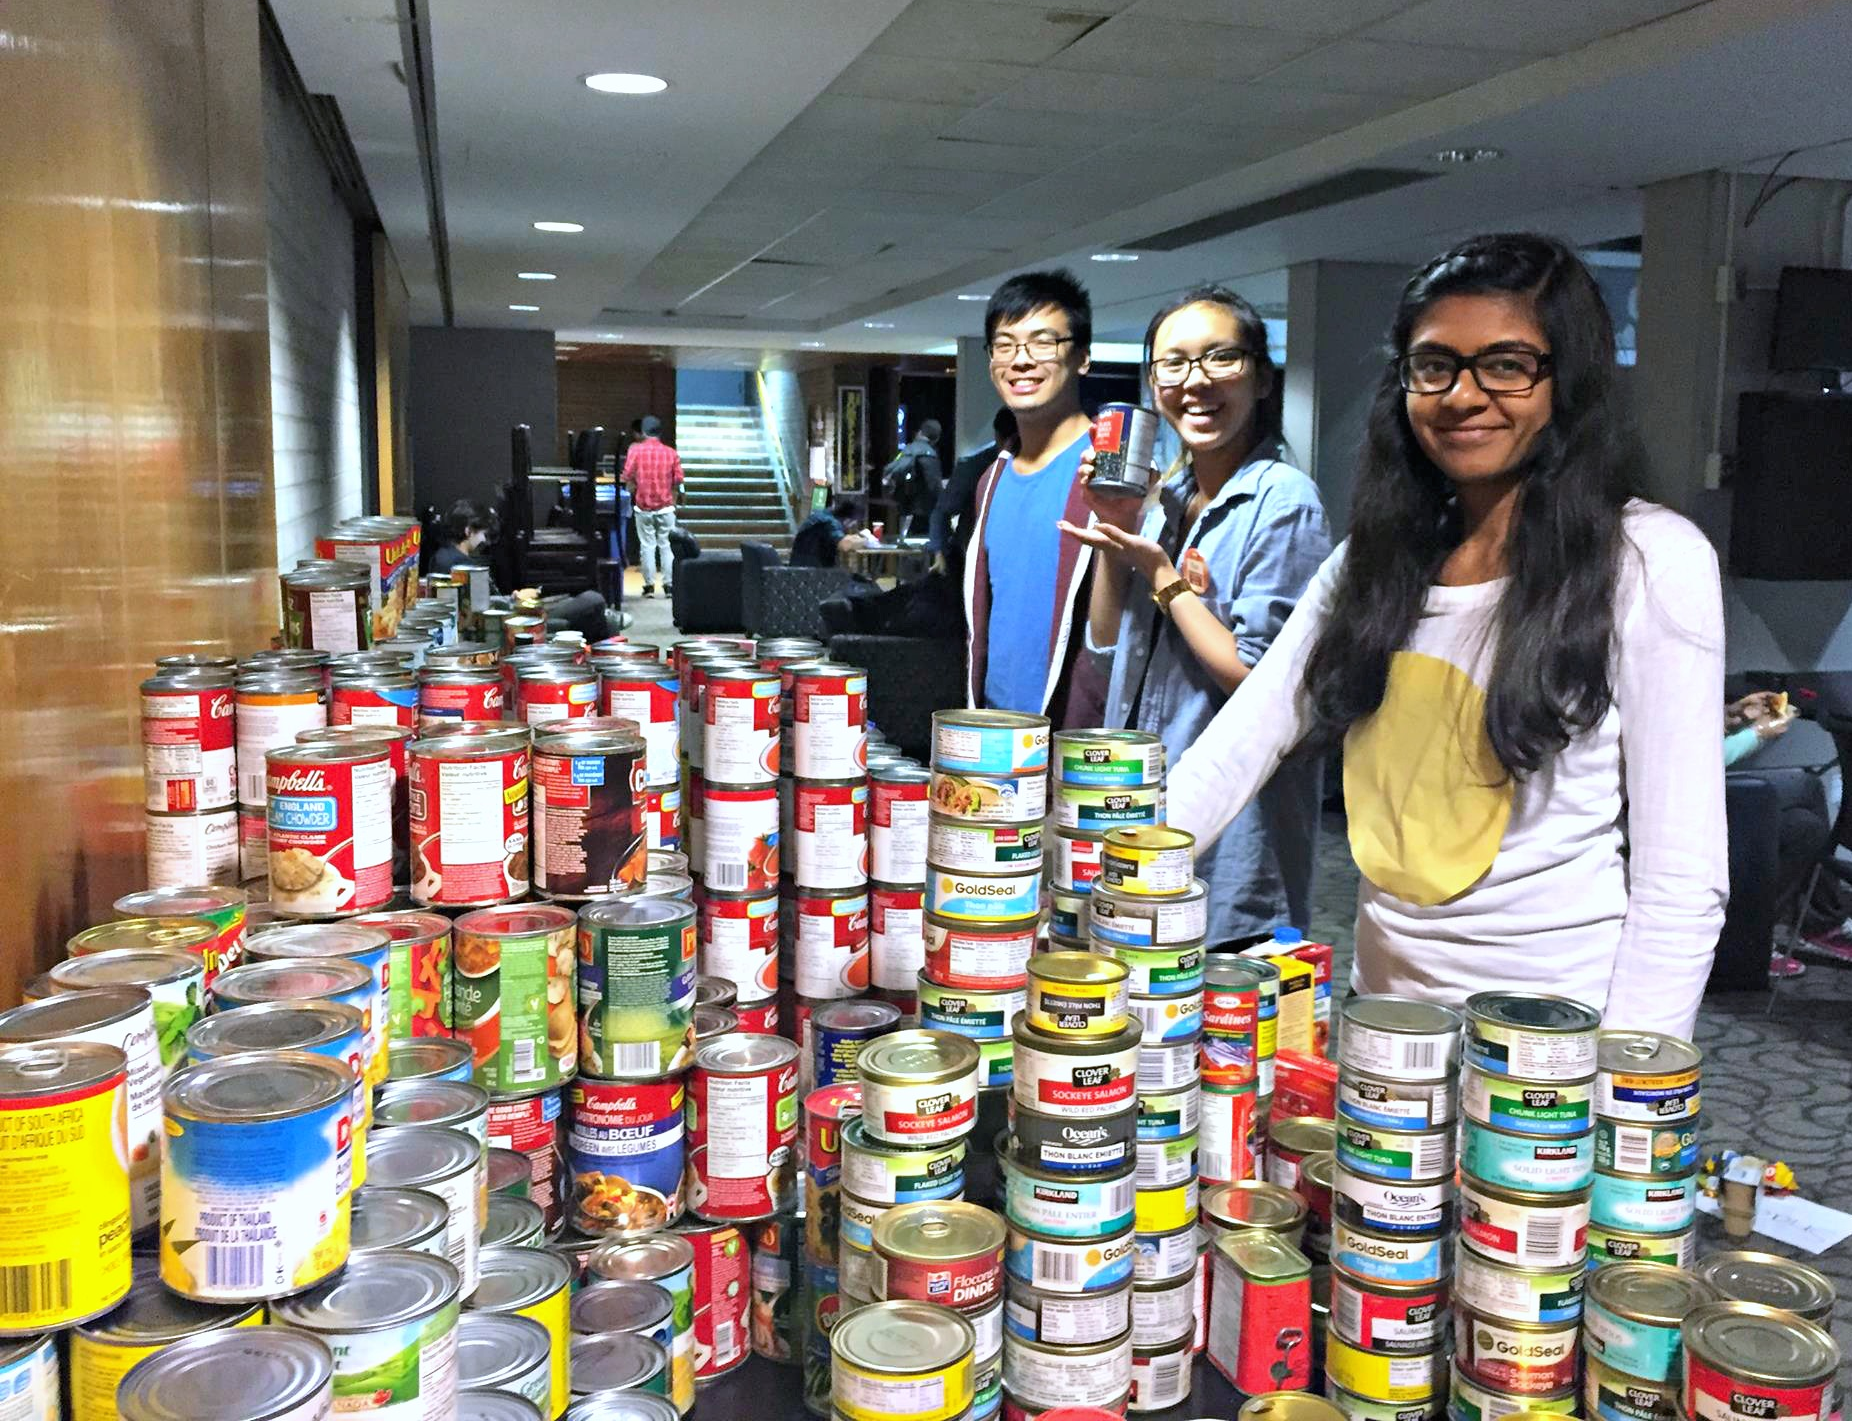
[159,1052,354,1302]
[453,904,578,1093]
[577,897,698,1079]
[1681,1302,1838,1421]
[686,1034,799,1222]
[856,1030,981,1147]
[270,1249,463,1420]
[567,1075,686,1236]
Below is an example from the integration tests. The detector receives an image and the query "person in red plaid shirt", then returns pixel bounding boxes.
[621,414,685,597]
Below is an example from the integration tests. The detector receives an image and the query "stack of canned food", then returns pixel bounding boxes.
[792,1078,864,1411]
[1047,730,1168,926]
[868,1199,1007,1418]
[1324,994,1463,1417]
[1587,1030,1703,1273]
[1204,1183,1318,1393]
[1198,948,1277,1186]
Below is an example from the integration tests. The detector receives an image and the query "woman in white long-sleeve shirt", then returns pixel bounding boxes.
[1167,233,1726,1038]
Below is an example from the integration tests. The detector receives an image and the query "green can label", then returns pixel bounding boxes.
[578,916,698,1078]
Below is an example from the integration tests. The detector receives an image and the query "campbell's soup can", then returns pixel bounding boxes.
[675,1219,752,1380]
[142,670,236,813]
[567,1075,686,1235]
[409,723,531,907]
[329,670,417,728]
[791,888,870,999]
[516,663,599,726]
[699,779,780,894]
[645,786,682,853]
[869,886,926,994]
[790,662,868,781]
[531,723,648,899]
[264,743,395,918]
[698,889,780,1004]
[793,780,868,890]
[600,660,680,789]
[486,1087,566,1233]
[703,669,780,786]
[870,765,930,885]
[145,810,240,890]
[417,667,504,729]
[235,670,328,810]
[686,1033,800,1222]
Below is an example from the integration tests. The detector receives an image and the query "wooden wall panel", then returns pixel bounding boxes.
[556,360,677,463]
[0,0,276,1003]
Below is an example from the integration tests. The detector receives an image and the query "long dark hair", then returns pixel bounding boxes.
[1301,233,1643,777]
[1142,284,1283,450]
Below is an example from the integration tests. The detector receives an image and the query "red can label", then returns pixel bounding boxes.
[142,683,235,812]
[734,998,780,1035]
[698,891,780,1002]
[1331,1272,1445,1352]
[265,751,395,915]
[1685,1352,1831,1421]
[793,891,869,998]
[686,1055,799,1220]
[878,1242,1003,1309]
[645,787,682,852]
[703,674,780,785]
[418,678,505,726]
[517,672,599,725]
[869,777,929,884]
[805,1083,861,1186]
[331,683,418,729]
[1455,1312,1578,1392]
[409,746,530,906]
[487,1089,566,1233]
[1201,983,1261,1089]
[1200,1087,1263,1185]
[793,782,867,890]
[1210,1253,1312,1392]
[532,741,647,898]
[869,887,925,992]
[922,917,1035,989]
[700,781,780,893]
[791,670,867,780]
[603,673,680,788]
[1054,832,1104,892]
[681,1222,751,1378]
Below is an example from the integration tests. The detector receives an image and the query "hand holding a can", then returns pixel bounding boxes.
[1057,511,1175,588]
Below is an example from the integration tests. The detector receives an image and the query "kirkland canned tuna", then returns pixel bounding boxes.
[1001,1146,1136,1238]
[1588,1171,1697,1234]
[1459,1120,1593,1194]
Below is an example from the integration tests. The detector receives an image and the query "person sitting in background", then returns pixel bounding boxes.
[1723,690,1820,978]
[882,419,944,541]
[791,498,879,568]
[428,500,494,577]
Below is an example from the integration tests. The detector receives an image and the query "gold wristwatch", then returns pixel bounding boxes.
[1152,576,1193,614]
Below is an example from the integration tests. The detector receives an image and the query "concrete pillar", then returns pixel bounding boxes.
[1282,260,1408,534]
[954,336,996,457]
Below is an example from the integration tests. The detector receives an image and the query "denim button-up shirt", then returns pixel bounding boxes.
[1097,446,1331,943]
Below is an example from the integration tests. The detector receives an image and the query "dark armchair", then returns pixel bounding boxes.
[740,541,859,640]
[827,632,966,760]
[669,529,745,634]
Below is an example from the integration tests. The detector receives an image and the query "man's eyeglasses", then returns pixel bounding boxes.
[987,334,1075,364]
[1395,348,1553,395]
[1150,347,1254,388]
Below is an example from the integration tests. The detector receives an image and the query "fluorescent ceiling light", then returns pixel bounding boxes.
[584,72,668,95]
[556,344,580,351]
[509,304,540,312]
[533,221,584,233]
[1432,146,1504,164]
[518,272,556,281]
[1088,341,1145,364]
[956,293,989,302]
[863,321,895,329]
[1090,252,1139,263]
[598,332,623,339]
[800,341,825,348]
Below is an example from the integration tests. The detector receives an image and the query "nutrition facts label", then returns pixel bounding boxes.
[438,759,508,863]
[703,1072,770,1179]
[307,589,361,653]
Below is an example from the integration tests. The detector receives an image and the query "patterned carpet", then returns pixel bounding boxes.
[1306,809,1852,1376]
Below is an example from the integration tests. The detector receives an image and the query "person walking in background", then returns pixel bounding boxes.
[622,414,683,598]
[964,269,1104,725]
[1061,286,1330,947]
[881,418,944,540]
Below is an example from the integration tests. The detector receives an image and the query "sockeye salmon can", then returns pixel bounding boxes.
[1002,1329,1133,1414]
[270,1249,464,1417]
[1053,729,1163,789]
[871,886,927,994]
[1458,1175,1589,1269]
[1098,827,1194,898]
[1462,993,1600,1082]
[0,990,162,1234]
[145,808,240,889]
[350,1187,448,1257]
[1595,1031,1701,1124]
[1330,1220,1454,1288]
[809,999,901,1091]
[142,669,237,813]
[347,910,453,1042]
[1453,1304,1579,1393]
[1589,1170,1697,1234]
[686,1033,799,1222]
[0,1043,132,1334]
[113,884,249,982]
[577,896,698,1079]
[1329,1270,1446,1354]
[1027,953,1130,1037]
[1447,1362,1576,1421]
[1585,1221,1696,1272]
[873,1200,1007,1309]
[1332,1164,1455,1238]
[1004,1274,1132,1346]
[1461,1067,1593,1138]
[791,887,870,999]
[387,1036,476,1086]
[1127,989,1201,1045]
[794,780,868,889]
[1458,1120,1593,1194]
[870,765,931,884]
[932,710,1050,777]
[68,1279,263,1421]
[408,723,531,907]
[115,1327,336,1421]
[1001,1143,1135,1238]
[531,723,648,899]
[1582,1261,1715,1382]
[1451,1248,1585,1325]
[832,1298,975,1421]
[1594,1115,1700,1178]
[1585,1353,1681,1421]
[857,1030,980,1146]
[924,915,1037,989]
[1011,1018,1140,1120]
[840,1117,966,1204]
[1338,996,1462,1083]
[1681,1303,1839,1421]
[790,662,868,780]
[698,889,779,1003]
[1050,829,1104,895]
[449,903,578,1091]
[1006,1222,1137,1296]
[159,1052,354,1302]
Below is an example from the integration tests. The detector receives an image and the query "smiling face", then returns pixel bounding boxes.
[1404,291,1554,489]
[1149,301,1267,459]
[988,304,1089,417]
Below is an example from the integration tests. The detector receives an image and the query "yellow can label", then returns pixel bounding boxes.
[516,1279,572,1420]
[1324,1331,1445,1403]
[834,1354,974,1421]
[0,1072,132,1330]
[1134,1177,1200,1235]
[70,1306,263,1421]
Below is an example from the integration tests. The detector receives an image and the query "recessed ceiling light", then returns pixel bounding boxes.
[956,293,989,302]
[556,344,580,351]
[1432,146,1504,164]
[584,72,668,95]
[533,221,584,233]
[1090,252,1139,263]
[518,272,556,281]
[863,321,895,329]
[800,341,825,348]
[598,332,623,340]
[509,304,540,312]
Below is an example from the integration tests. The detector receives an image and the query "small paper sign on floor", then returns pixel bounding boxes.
[1697,1191,1852,1253]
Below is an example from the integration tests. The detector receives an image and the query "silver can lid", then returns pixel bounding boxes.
[272,1249,462,1332]
[578,895,696,933]
[351,1187,451,1254]
[473,1245,573,1312]
[164,1051,351,1122]
[563,1391,679,1421]
[245,921,392,962]
[570,1279,675,1337]
[587,1232,696,1285]
[1341,993,1462,1036]
[116,1328,334,1421]
[0,1040,126,1098]
[695,1031,799,1074]
[460,1391,545,1421]
[365,1124,483,1186]
[75,1276,258,1345]
[187,1002,363,1060]
[374,1079,491,1132]
[456,1311,553,1391]
[0,986,151,1041]
[482,1194,546,1249]
[569,1330,669,1395]
[212,958,373,1006]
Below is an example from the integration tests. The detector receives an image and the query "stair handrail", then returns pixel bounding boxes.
[753,372,805,531]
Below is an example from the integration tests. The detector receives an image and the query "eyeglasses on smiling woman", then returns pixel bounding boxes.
[1394,347,1553,395]
[1149,346,1255,387]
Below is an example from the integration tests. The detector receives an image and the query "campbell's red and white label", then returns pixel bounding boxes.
[486,1089,565,1233]
[645,787,682,852]
[145,810,240,888]
[923,917,1035,989]
[686,1056,798,1220]
[869,887,925,992]
[703,674,779,785]
[331,683,418,729]
[793,891,869,999]
[517,672,598,725]
[602,674,679,787]
[698,891,780,1002]
[418,678,504,726]
[793,782,867,890]
[409,746,530,906]
[701,782,780,894]
[682,1223,752,1377]
[732,998,779,1035]
[265,750,395,915]
[791,670,867,780]
[142,683,236,812]
[869,776,928,884]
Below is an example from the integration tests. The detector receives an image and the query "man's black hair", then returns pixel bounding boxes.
[985,268,1092,353]
[830,497,862,525]
[641,415,663,437]
[918,418,942,443]
[443,499,492,544]
[991,408,1017,441]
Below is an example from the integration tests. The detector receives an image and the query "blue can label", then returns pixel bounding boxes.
[1585,1300,1683,1383]
[565,1077,686,1234]
[934,720,1049,776]
[1006,1227,1135,1294]
[1129,991,1202,1043]
[1589,1171,1697,1234]
[1460,1121,1594,1193]
[1330,1220,1452,1285]
[929,869,1041,923]
[1002,1160,1134,1238]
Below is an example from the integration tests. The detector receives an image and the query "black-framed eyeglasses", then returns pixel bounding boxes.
[1394,348,1553,395]
[987,333,1075,364]
[1150,347,1255,388]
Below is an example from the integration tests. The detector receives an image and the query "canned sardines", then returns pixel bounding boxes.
[932,710,1050,777]
[1098,826,1194,897]
[1596,1031,1701,1123]
[1338,995,1462,1082]
[832,1299,976,1421]
[1463,992,1600,1082]
[1582,1261,1716,1382]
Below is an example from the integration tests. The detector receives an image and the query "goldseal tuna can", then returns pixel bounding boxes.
[1127,989,1201,1044]
[932,711,1050,777]
[1005,1223,1136,1295]
[1330,1221,1453,1288]
[930,867,1042,925]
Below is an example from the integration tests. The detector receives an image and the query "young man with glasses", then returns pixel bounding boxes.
[962,269,1107,724]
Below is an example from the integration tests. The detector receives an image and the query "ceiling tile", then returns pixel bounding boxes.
[1042,15,1319,80]
[985,0,1136,11]
[849,164,1030,200]
[1357,0,1704,56]
[870,0,1112,63]
[1255,37,1522,96]
[923,212,1071,249]
[969,171,1111,224]
[826,52,1031,107]
[1189,84,1393,135]
[1125,0,1418,34]
[1002,68,1182,115]
[908,136,1078,175]
[782,94,967,142]
[948,104,1125,148]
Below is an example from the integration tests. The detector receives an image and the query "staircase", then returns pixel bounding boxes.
[673,405,793,554]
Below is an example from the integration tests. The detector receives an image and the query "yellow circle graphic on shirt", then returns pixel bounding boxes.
[1342,650,1513,906]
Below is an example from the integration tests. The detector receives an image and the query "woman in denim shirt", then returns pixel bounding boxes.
[1061,286,1330,947]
